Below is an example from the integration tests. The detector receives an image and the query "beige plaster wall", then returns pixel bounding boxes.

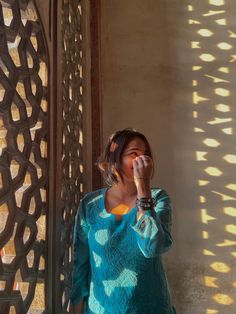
[101,0,236,313]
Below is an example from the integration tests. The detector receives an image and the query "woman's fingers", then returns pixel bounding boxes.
[140,155,151,166]
[135,155,152,167]
[135,156,144,165]
[133,155,153,180]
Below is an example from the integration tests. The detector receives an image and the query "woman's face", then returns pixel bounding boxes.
[120,137,149,182]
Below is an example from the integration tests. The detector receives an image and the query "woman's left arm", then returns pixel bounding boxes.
[132,189,173,258]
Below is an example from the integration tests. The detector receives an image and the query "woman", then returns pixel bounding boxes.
[71,128,176,314]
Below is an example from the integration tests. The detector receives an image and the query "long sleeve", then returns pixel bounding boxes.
[131,189,173,258]
[70,198,90,306]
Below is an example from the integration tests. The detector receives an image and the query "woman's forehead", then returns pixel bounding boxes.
[125,138,148,150]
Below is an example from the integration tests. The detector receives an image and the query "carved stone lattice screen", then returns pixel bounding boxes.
[0,0,48,313]
[60,0,84,313]
[0,0,87,313]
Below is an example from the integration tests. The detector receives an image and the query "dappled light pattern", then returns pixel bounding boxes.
[95,229,109,245]
[0,0,48,313]
[99,208,112,219]
[189,0,236,312]
[103,269,138,297]
[92,251,102,267]
[88,282,105,314]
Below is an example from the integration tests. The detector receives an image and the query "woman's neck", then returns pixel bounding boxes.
[110,181,137,199]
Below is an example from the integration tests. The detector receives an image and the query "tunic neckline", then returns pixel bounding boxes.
[101,187,136,219]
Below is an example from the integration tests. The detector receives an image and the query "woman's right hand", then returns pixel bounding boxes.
[133,155,153,183]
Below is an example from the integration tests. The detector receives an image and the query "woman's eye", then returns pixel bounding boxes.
[130,152,138,156]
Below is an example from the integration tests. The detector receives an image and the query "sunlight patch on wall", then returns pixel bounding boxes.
[215,104,230,112]
[202,231,209,239]
[213,294,233,305]
[203,249,215,256]
[223,154,236,163]
[217,42,232,50]
[210,262,230,273]
[198,29,214,37]
[225,184,236,191]
[204,276,219,288]
[204,167,222,176]
[196,152,208,161]
[223,207,236,217]
[201,209,216,224]
[215,88,230,96]
[225,225,236,235]
[206,309,219,314]
[198,180,210,186]
[209,0,225,6]
[203,139,220,147]
[200,53,216,62]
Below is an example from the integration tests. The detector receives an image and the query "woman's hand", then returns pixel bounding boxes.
[133,155,153,182]
[133,155,153,198]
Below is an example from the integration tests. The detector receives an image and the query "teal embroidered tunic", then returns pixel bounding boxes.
[71,188,176,314]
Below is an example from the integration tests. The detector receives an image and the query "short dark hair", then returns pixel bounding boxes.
[97,128,153,186]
